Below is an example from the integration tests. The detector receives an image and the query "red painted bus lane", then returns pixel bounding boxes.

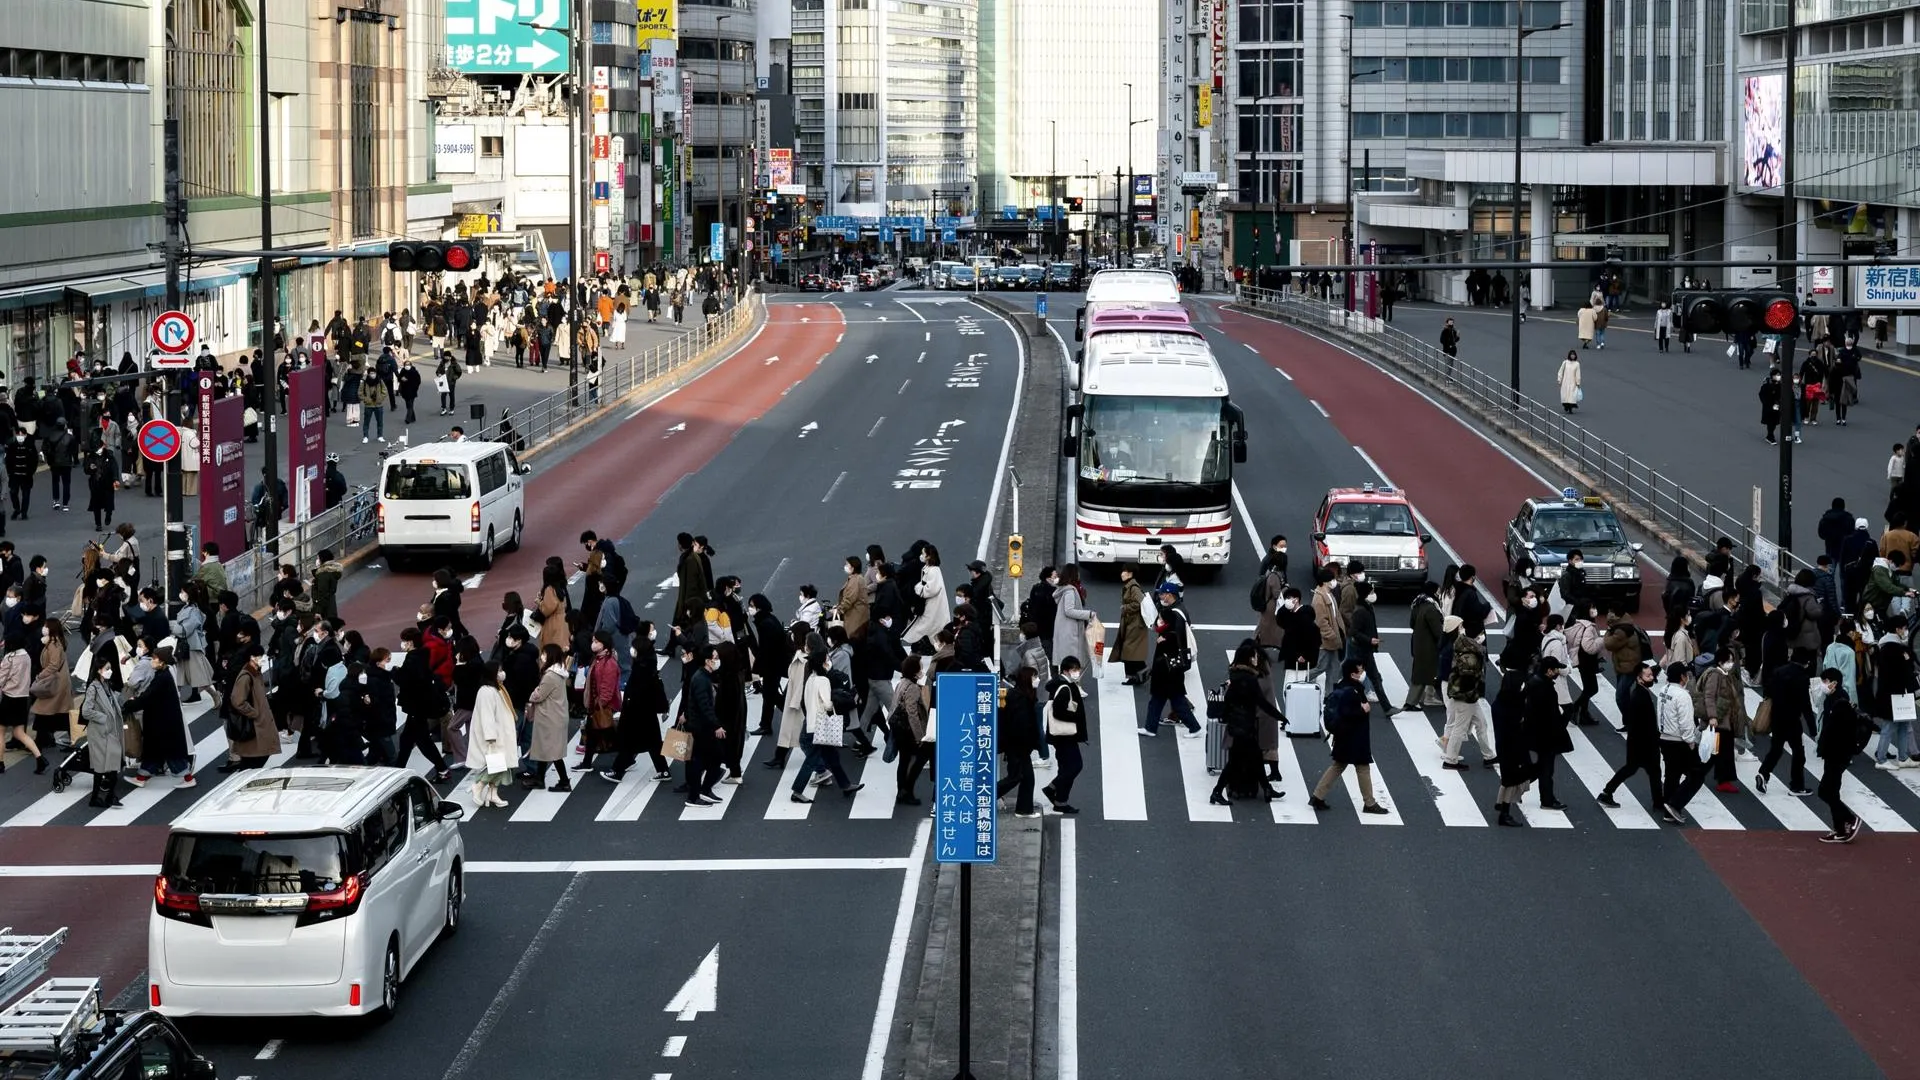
[340,305,847,645]
[1212,304,1658,614]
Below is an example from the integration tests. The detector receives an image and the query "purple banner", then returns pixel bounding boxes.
[198,379,246,560]
[287,366,327,522]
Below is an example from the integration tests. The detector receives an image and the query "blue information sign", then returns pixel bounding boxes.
[879,226,894,243]
[941,227,958,243]
[910,225,927,244]
[844,227,860,241]
[708,223,724,263]
[1002,204,1019,220]
[934,672,999,864]
[1036,293,1049,319]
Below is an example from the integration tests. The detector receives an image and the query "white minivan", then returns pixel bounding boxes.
[377,440,528,571]
[149,767,467,1019]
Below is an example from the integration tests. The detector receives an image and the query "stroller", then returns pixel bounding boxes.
[49,734,88,794]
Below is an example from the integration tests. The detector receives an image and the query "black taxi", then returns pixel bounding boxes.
[1503,488,1645,612]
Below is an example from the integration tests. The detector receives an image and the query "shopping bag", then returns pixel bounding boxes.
[1574,386,1584,404]
[1894,693,1917,722]
[662,726,694,761]
[483,750,510,775]
[1750,698,1773,735]
[813,714,846,747]
[1697,729,1718,764]
[1084,616,1106,680]
[704,607,735,643]
[434,375,451,394]
[1140,593,1158,630]
[1726,344,1739,359]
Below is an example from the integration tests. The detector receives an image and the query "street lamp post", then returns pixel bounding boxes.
[1122,82,1151,265]
[1510,17,1566,407]
[714,14,731,278]
[1339,14,1382,314]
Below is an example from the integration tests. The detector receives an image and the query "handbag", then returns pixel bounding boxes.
[1751,698,1773,735]
[27,666,62,700]
[483,750,511,775]
[589,706,617,731]
[1726,343,1739,359]
[1084,616,1107,679]
[1204,680,1229,719]
[1893,693,1917,722]
[225,711,256,742]
[662,726,694,761]
[813,713,845,747]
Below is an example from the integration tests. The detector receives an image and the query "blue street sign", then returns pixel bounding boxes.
[593,181,610,201]
[709,222,724,263]
[934,672,999,864]
[844,227,860,241]
[910,225,927,244]
[1036,293,1049,319]
[771,243,784,264]
[879,226,894,243]
[936,215,960,227]
[1036,205,1053,221]
[1002,204,1018,220]
[941,227,958,243]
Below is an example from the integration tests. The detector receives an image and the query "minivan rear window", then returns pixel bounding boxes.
[384,463,472,500]
[162,833,352,895]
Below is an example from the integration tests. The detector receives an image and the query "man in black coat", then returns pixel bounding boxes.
[683,645,726,805]
[1142,582,1202,736]
[856,609,907,742]
[1307,660,1388,813]
[1451,563,1493,637]
[1525,655,1573,810]
[1599,660,1664,814]
[870,562,908,628]
[1756,648,1815,796]
[1817,497,1856,561]
[1814,668,1868,843]
[499,625,541,725]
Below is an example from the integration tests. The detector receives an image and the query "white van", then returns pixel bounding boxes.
[149,767,466,1019]
[377,440,528,570]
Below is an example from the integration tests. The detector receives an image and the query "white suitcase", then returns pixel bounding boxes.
[1282,675,1324,738]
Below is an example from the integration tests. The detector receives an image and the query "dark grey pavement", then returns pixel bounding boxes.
[1384,297,1920,541]
[0,315,695,594]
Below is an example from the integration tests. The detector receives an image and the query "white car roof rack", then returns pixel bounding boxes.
[0,927,102,1056]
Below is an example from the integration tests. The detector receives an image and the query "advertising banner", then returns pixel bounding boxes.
[445,0,568,74]
[635,0,675,44]
[286,367,327,525]
[934,672,998,864]
[769,148,793,189]
[197,378,246,559]
[1741,74,1785,191]
[434,125,477,174]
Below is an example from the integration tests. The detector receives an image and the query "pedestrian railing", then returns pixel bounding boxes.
[1233,286,1814,591]
[217,292,763,613]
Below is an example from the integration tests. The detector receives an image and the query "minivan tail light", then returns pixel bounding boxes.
[150,984,162,1008]
[297,873,365,926]
[470,500,481,532]
[154,875,200,913]
[376,502,386,534]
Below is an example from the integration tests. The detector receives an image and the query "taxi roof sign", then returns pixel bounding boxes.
[1560,487,1580,502]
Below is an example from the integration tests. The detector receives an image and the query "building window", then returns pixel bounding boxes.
[1352,57,1383,83]
[1238,49,1302,97]
[837,92,877,109]
[349,19,378,239]
[1241,0,1303,43]
[165,0,248,199]
[481,135,504,158]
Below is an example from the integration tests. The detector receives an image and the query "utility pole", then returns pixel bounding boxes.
[569,0,586,398]
[255,6,280,549]
[162,112,188,600]
[1776,1,1799,554]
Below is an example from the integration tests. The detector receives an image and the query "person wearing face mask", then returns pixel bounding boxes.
[126,646,191,787]
[357,648,401,767]
[1598,660,1667,815]
[902,543,950,654]
[603,621,671,783]
[4,429,36,519]
[892,655,935,805]
[683,645,730,805]
[1155,545,1186,591]
[1309,568,1348,686]
[1041,656,1091,813]
[790,646,859,802]
[466,661,518,809]
[0,542,21,595]
[745,596,792,737]
[27,620,70,759]
[1051,564,1095,678]
[1344,581,1394,715]
[291,617,341,759]
[1440,616,1497,771]
[835,556,871,642]
[1117,567,1151,685]
[521,644,575,792]
[1404,581,1445,710]
[1212,641,1282,805]
[79,648,125,807]
[870,562,908,629]
[1565,601,1605,727]
[1275,587,1318,674]
[1523,655,1573,811]
[997,667,1044,818]
[129,587,168,650]
[169,583,213,705]
[1260,534,1290,583]
[966,560,1003,626]
[1025,567,1060,659]
[1336,560,1368,625]
[858,605,907,758]
[1556,549,1590,617]
[394,627,455,782]
[767,622,815,771]
[1501,588,1544,678]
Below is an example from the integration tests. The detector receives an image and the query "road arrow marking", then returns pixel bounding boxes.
[664,422,687,438]
[800,317,812,323]
[865,354,879,364]
[461,574,486,589]
[665,945,719,1021]
[763,354,781,365]
[659,574,679,589]
[877,316,889,321]
[936,419,966,434]
[799,421,820,438]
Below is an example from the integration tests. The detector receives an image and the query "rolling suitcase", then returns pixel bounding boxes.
[1204,719,1229,775]
[1283,672,1324,738]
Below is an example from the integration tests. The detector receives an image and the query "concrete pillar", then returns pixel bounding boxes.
[1529,185,1555,310]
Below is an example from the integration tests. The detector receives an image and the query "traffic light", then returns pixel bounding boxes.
[387,241,480,273]
[1673,290,1798,337]
[1007,534,1023,579]
[1067,197,1084,213]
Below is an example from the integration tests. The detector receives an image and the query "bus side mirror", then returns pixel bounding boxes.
[1062,404,1082,458]
[1061,434,1078,458]
[1232,435,1247,464]
[1075,349,1084,364]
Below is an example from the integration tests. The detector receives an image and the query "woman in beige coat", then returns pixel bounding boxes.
[537,557,571,652]
[771,624,813,769]
[226,648,282,768]
[836,557,870,641]
[521,644,573,792]
[29,624,72,751]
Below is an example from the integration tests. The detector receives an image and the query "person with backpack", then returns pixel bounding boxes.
[1439,616,1496,770]
[1307,659,1389,814]
[1598,660,1667,817]
[1755,647,1817,797]
[1601,610,1651,692]
[1140,582,1201,738]
[592,575,638,681]
[1815,667,1871,843]
[1655,663,1707,823]
[1779,569,1825,655]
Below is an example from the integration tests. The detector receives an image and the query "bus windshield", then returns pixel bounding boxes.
[1078,395,1231,488]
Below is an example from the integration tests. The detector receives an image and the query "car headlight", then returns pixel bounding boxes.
[1618,563,1640,579]
[1535,564,1563,579]
[1202,534,1225,547]
[1398,556,1424,570]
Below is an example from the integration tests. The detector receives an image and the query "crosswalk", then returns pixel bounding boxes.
[8,643,1920,834]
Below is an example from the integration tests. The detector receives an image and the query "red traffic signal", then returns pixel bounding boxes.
[388,241,480,273]
[1672,289,1796,337]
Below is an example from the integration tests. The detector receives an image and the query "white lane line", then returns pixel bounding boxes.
[1309,399,1329,418]
[663,1036,688,1057]
[1376,655,1486,827]
[511,756,592,823]
[764,742,815,819]
[835,332,844,344]
[898,300,928,323]
[849,745,902,818]
[1513,774,1575,828]
[1270,674,1319,825]
[972,303,1030,563]
[1587,687,1743,829]
[1228,482,1266,566]
[822,470,848,503]
[1274,366,1293,381]
[1058,817,1079,1080]
[925,331,931,342]
[762,557,791,594]
[867,416,886,438]
[1095,639,1148,821]
[1244,344,1259,355]
[916,350,926,363]
[680,734,762,820]
[1350,445,1509,623]
[859,820,932,1080]
[440,874,584,1080]
[256,1040,284,1061]
[899,379,912,394]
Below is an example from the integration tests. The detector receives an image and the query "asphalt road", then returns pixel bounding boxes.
[1383,297,1920,544]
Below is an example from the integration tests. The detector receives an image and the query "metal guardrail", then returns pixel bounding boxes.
[217,293,762,613]
[1234,285,1815,591]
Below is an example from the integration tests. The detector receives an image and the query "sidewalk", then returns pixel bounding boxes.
[4,313,698,592]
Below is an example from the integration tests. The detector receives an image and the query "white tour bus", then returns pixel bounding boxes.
[1075,268,1183,339]
[1062,321,1246,569]
[149,767,466,1019]
[377,440,529,570]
